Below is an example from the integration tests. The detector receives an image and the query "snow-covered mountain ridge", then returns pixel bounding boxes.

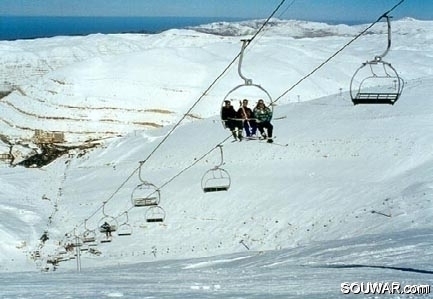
[0,18,432,147]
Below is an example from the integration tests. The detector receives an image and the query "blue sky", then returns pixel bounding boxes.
[0,0,431,22]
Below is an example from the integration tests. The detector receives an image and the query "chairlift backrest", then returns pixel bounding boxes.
[132,183,161,207]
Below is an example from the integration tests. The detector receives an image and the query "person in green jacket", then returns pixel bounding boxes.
[253,99,274,143]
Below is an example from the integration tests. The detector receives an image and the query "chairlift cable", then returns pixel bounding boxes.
[273,0,405,105]
[60,1,404,238]
[63,134,233,237]
[277,0,297,19]
[61,0,289,236]
[138,0,287,169]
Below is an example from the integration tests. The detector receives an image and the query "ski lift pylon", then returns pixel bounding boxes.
[350,15,404,105]
[201,145,231,193]
[221,39,273,128]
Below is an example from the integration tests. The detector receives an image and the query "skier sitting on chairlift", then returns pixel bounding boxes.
[237,99,257,137]
[253,99,274,143]
[101,221,112,237]
[221,100,243,141]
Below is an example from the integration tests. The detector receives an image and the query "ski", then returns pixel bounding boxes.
[259,137,288,147]
[268,142,288,147]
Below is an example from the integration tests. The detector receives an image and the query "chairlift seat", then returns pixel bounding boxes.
[83,236,96,243]
[146,217,164,223]
[352,92,400,105]
[203,186,229,193]
[118,231,132,236]
[133,197,159,207]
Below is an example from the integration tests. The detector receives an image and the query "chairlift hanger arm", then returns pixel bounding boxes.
[216,145,224,168]
[101,201,108,217]
[238,39,253,85]
[373,14,392,61]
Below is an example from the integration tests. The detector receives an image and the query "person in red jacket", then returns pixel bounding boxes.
[237,99,257,137]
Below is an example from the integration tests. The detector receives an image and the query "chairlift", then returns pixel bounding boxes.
[201,145,231,193]
[145,206,166,223]
[221,39,273,128]
[82,219,97,243]
[117,211,133,236]
[131,182,161,207]
[63,232,83,248]
[98,201,118,234]
[350,15,404,105]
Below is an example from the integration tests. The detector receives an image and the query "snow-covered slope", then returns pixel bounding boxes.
[0,18,433,285]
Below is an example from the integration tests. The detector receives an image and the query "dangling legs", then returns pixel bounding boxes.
[236,120,243,141]
[250,120,257,136]
[227,120,243,141]
[265,122,273,138]
[264,122,274,143]
[257,122,266,138]
[243,120,251,137]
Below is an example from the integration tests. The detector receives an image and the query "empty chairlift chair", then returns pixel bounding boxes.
[145,206,166,223]
[201,145,231,193]
[350,15,404,105]
[82,219,97,244]
[117,211,133,236]
[131,182,161,207]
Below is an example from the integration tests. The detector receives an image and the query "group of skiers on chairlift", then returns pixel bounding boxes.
[221,98,274,143]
